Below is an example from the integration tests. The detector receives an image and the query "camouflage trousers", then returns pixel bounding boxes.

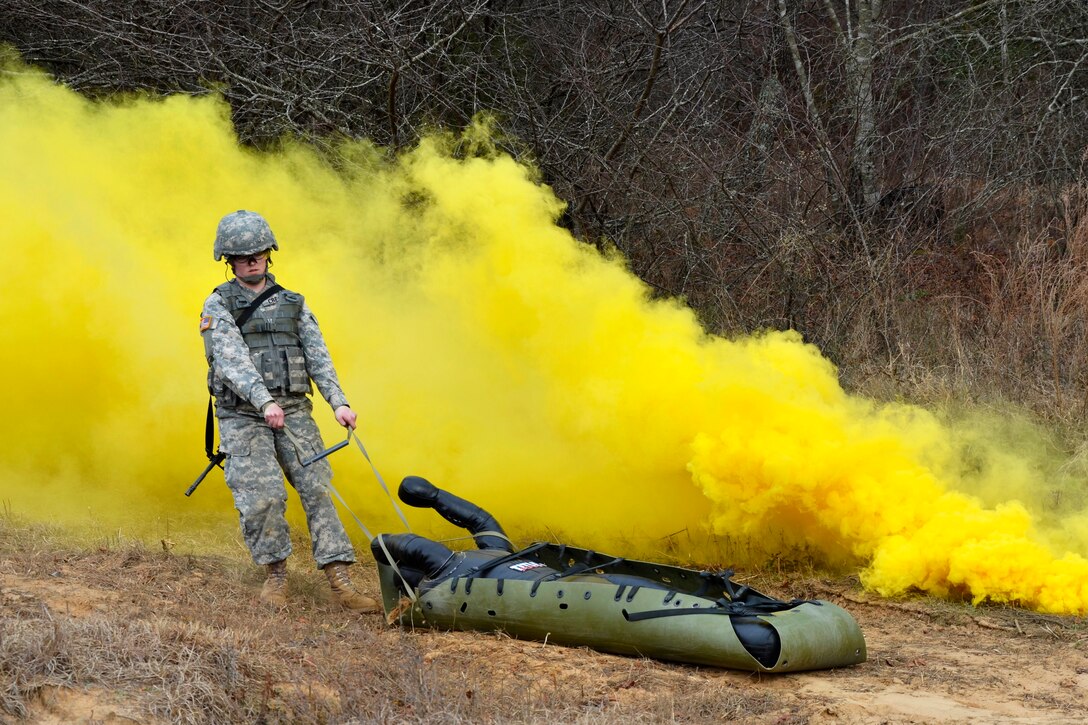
[218,402,356,569]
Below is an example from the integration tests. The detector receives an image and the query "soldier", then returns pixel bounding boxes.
[199,210,378,612]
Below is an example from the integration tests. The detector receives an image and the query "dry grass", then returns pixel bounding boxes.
[4,512,1087,724]
[841,186,1088,427]
[1,614,262,722]
[0,515,784,724]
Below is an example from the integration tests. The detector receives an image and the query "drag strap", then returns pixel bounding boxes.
[350,430,412,533]
[280,423,310,465]
[437,530,516,549]
[277,429,363,538]
[323,476,376,542]
[374,533,420,604]
[622,599,813,621]
[462,542,550,582]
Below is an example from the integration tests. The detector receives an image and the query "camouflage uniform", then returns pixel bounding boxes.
[201,273,356,568]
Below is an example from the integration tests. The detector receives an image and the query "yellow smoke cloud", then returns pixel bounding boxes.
[1,61,1086,614]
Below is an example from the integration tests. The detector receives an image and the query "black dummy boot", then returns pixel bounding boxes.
[398,476,514,552]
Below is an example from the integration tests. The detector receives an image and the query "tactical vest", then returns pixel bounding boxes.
[206,280,312,408]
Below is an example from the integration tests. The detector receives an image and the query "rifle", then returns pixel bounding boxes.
[185,452,225,497]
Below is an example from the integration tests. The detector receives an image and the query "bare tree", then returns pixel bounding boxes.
[3,0,1088,395]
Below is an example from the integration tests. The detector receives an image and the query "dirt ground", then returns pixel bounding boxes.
[2,526,1086,724]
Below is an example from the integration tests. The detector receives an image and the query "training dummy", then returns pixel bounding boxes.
[371,476,867,672]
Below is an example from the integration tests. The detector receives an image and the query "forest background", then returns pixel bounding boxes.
[6,0,1088,427]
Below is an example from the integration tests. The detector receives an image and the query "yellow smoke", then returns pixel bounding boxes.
[1,62,1086,614]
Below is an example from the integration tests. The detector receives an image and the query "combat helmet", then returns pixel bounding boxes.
[214,210,279,261]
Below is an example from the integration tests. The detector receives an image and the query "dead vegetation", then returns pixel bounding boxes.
[3,1,1088,420]
[3,514,1087,724]
[0,516,783,723]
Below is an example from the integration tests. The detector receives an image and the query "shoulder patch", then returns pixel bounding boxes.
[199,315,217,332]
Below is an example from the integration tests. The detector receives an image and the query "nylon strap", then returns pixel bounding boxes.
[279,425,411,536]
[348,429,412,533]
[320,464,421,604]
[280,424,411,535]
[323,475,376,541]
[374,533,420,604]
[459,542,551,582]
[622,599,812,622]
[231,283,284,326]
[436,530,517,548]
[279,423,310,465]
[281,422,420,602]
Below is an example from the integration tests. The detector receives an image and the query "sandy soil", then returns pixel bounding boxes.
[2,546,1086,724]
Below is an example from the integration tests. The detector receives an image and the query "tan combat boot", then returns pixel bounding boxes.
[259,560,288,608]
[324,561,380,613]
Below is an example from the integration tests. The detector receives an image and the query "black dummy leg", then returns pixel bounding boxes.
[398,476,514,552]
[370,533,454,592]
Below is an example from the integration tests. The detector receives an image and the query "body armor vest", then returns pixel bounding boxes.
[206,280,312,408]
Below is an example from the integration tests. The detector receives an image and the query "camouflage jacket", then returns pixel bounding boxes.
[200,274,349,415]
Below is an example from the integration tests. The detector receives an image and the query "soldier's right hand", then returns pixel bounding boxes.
[263,402,285,430]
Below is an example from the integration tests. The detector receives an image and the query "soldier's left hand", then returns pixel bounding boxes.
[335,405,357,430]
